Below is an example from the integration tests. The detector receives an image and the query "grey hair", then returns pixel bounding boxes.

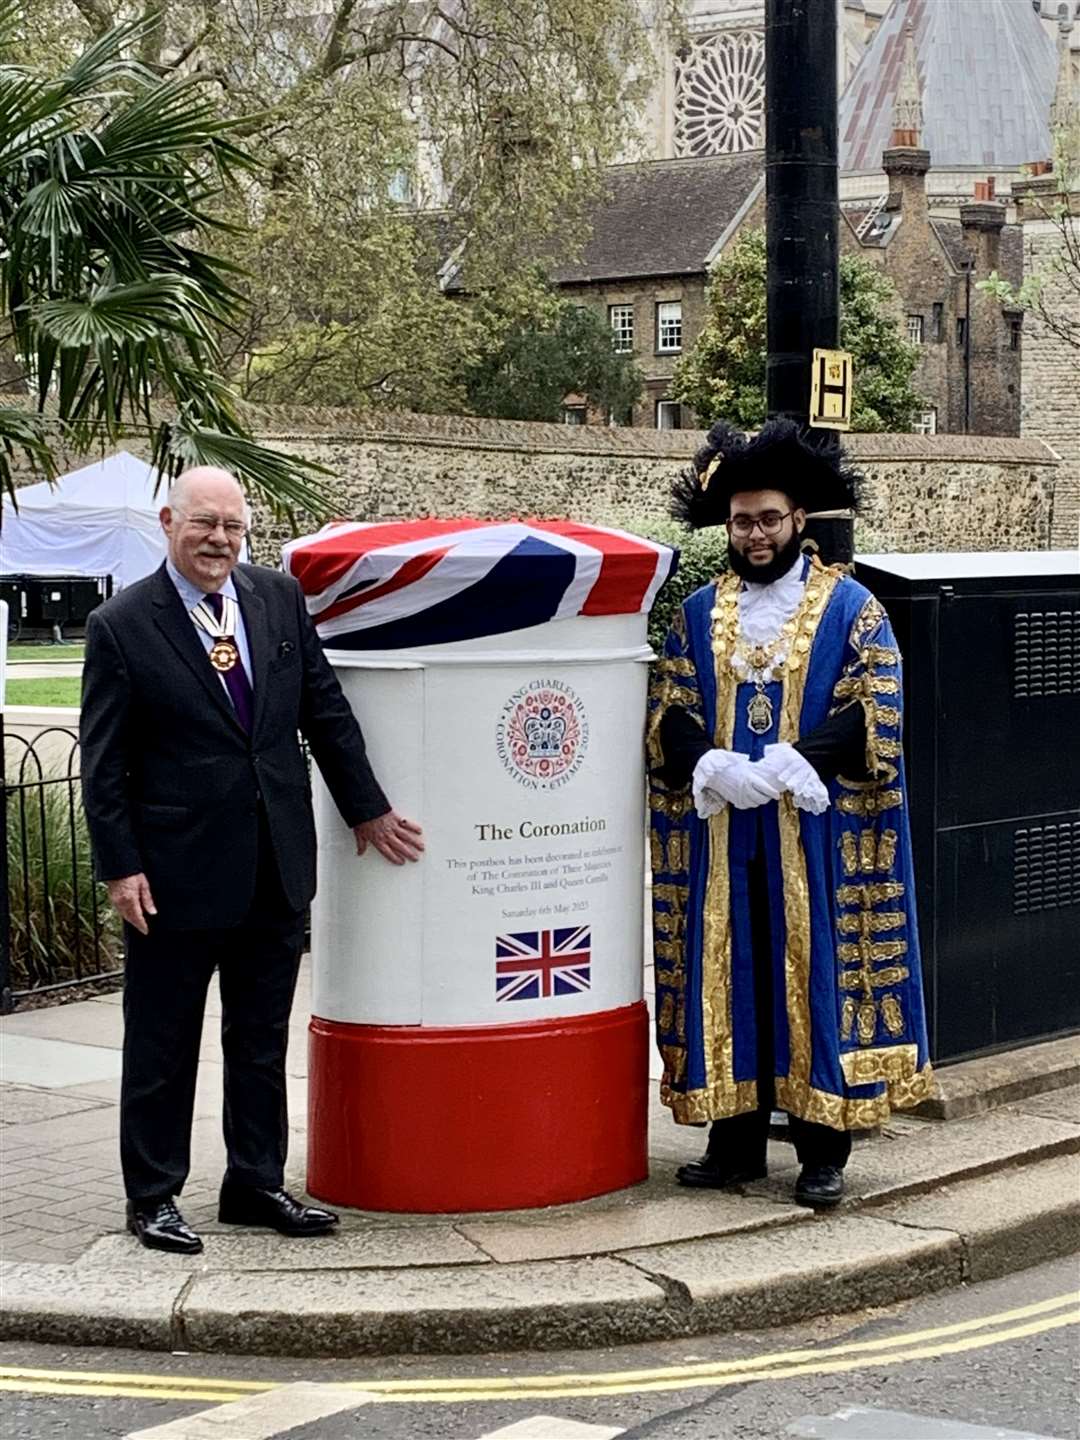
[167,467,251,525]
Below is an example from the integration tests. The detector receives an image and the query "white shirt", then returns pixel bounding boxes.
[166,560,255,687]
[736,551,807,645]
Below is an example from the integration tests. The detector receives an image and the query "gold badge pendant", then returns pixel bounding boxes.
[209,638,239,672]
[747,688,774,736]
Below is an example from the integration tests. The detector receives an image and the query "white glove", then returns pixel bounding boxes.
[760,742,831,815]
[693,749,782,817]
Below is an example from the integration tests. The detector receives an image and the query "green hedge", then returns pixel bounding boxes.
[611,514,730,655]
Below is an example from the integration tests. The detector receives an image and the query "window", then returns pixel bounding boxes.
[956,317,968,347]
[932,303,944,342]
[906,314,924,345]
[1009,317,1022,352]
[656,400,681,430]
[607,404,634,427]
[562,405,586,425]
[913,408,937,435]
[609,304,634,353]
[656,301,683,353]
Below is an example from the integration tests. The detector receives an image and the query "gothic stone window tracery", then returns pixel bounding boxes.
[673,30,765,157]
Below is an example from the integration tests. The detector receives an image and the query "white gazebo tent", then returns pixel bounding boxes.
[0,451,169,589]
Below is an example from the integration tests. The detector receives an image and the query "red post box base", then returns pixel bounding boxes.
[307,1001,650,1213]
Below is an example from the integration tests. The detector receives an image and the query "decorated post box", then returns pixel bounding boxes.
[284,519,677,1212]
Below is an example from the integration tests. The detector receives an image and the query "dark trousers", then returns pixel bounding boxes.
[707,848,851,1174]
[120,818,305,1203]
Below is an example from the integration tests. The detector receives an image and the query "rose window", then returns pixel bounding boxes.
[673,30,766,156]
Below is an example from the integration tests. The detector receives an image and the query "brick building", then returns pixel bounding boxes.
[553,53,1023,437]
[550,152,764,429]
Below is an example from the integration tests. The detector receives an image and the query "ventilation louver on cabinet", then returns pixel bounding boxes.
[1013,610,1080,697]
[1014,821,1080,914]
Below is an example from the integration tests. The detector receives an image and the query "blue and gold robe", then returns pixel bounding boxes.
[647,555,933,1130]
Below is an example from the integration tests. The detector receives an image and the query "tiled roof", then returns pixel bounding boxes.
[840,0,1059,171]
[931,218,1024,286]
[550,152,764,284]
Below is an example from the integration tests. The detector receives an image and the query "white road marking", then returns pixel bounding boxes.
[474,1419,626,1439]
[123,1381,377,1439]
[787,1406,1060,1440]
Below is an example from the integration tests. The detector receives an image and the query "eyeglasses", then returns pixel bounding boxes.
[175,510,248,540]
[726,509,796,539]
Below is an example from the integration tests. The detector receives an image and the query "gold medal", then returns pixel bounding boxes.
[747,688,774,735]
[209,638,239,672]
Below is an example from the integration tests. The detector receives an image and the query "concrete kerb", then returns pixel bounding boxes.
[1,1145,1077,1358]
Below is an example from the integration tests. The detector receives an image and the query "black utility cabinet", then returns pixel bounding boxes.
[855,552,1080,1064]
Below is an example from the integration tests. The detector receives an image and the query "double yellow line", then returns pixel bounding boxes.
[0,1291,1076,1407]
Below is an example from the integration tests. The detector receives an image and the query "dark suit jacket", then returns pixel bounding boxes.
[80,562,389,929]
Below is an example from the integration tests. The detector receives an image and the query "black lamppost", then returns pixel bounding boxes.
[765,0,852,564]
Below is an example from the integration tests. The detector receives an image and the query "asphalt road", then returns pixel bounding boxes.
[2,1254,1077,1440]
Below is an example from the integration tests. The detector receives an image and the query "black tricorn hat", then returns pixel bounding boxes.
[672,417,861,530]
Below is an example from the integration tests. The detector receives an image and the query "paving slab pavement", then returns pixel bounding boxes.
[1,968,1078,1357]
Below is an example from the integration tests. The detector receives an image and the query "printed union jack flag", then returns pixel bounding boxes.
[495,926,592,1002]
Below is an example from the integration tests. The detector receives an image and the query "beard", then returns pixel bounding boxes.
[727,528,805,586]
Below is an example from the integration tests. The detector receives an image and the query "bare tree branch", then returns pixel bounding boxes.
[69,0,115,38]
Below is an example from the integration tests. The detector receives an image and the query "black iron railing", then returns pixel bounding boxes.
[1,725,123,1010]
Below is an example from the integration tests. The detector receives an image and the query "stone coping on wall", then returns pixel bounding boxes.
[249,407,1059,468]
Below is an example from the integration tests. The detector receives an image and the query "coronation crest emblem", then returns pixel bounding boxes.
[496,680,588,790]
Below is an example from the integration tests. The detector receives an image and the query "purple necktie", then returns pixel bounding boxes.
[204,592,254,734]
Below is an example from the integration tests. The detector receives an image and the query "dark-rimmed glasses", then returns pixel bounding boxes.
[725,509,795,539]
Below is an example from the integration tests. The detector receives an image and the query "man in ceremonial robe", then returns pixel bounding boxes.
[648,421,932,1208]
[81,467,423,1254]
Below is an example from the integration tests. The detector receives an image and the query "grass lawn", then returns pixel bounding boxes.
[8,643,85,663]
[4,676,82,707]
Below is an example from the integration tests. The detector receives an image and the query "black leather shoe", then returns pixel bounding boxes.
[794,1164,845,1209]
[676,1154,767,1189]
[126,1198,203,1255]
[218,1182,339,1236]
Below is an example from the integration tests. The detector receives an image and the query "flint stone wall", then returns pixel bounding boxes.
[243,408,1060,562]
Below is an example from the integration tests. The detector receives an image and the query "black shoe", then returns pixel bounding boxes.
[676,1154,767,1190]
[126,1198,203,1255]
[794,1164,845,1209]
[218,1181,339,1236]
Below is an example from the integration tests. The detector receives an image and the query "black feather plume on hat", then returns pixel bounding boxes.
[672,417,861,530]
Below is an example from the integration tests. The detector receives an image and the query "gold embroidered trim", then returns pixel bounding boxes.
[774,559,844,1124]
[776,1063,934,1129]
[840,1042,919,1086]
[649,790,694,819]
[835,881,906,906]
[875,705,900,729]
[838,963,910,989]
[833,674,901,699]
[837,910,907,935]
[838,789,903,817]
[881,993,905,1037]
[654,882,690,905]
[661,656,697,677]
[654,938,684,963]
[667,832,690,873]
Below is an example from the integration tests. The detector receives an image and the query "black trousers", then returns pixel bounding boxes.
[706,848,851,1173]
[120,817,305,1203]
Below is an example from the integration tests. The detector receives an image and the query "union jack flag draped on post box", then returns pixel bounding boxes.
[282,519,677,649]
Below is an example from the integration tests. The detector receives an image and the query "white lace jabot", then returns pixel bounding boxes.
[737,551,807,645]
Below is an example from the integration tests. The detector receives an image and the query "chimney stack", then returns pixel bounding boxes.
[883,24,930,215]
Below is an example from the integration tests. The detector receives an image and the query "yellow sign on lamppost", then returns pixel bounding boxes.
[809,348,854,431]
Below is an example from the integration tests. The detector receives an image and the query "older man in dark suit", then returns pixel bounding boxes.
[81,466,423,1255]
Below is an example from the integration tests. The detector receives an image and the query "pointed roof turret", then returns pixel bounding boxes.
[889,24,923,147]
[841,0,1058,172]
